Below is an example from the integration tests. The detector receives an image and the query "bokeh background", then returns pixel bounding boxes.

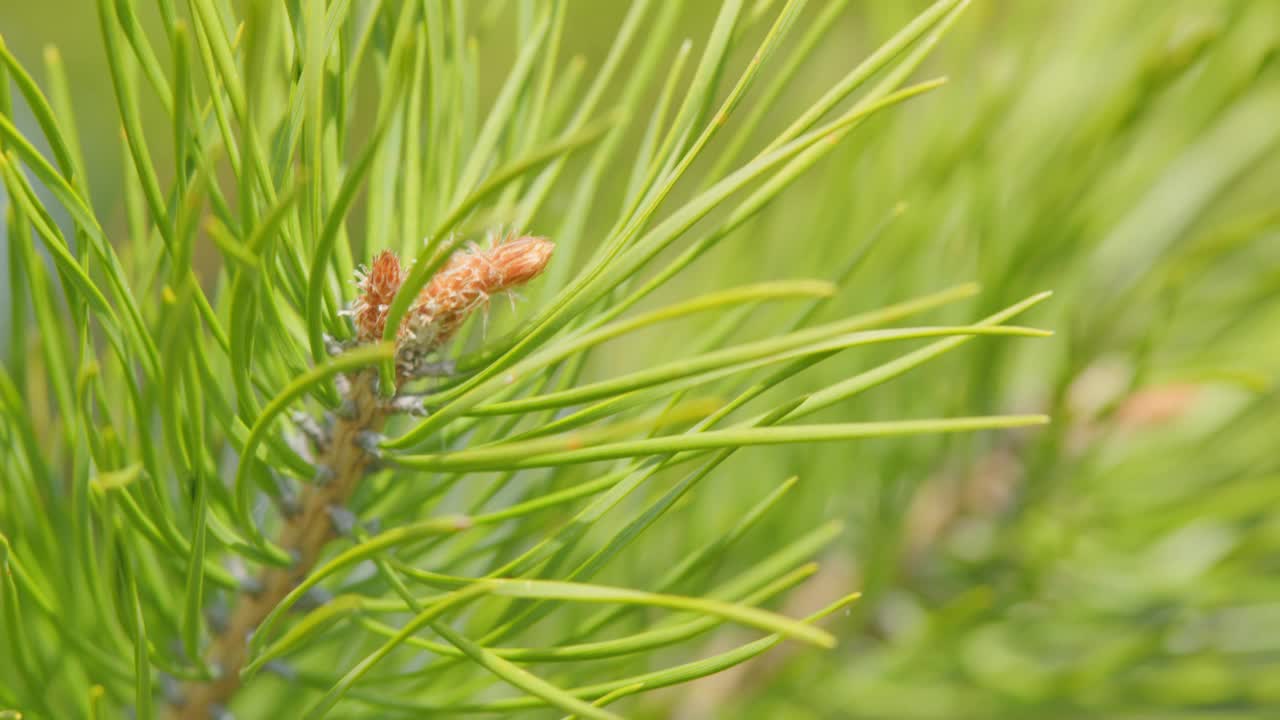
[3,1,1279,717]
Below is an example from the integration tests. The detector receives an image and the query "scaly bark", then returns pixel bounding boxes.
[172,371,385,718]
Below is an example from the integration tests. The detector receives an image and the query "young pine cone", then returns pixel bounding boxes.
[346,234,554,379]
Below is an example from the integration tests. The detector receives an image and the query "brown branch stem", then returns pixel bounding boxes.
[171,371,386,719]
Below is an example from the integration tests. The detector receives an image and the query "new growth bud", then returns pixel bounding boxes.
[346,233,554,384]
[349,250,406,343]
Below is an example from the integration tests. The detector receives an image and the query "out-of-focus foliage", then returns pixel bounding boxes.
[653,1,1280,717]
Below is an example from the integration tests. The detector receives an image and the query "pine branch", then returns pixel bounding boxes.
[172,370,386,718]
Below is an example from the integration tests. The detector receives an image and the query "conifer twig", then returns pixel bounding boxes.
[172,236,553,717]
[173,371,387,718]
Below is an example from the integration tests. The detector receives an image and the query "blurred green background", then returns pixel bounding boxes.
[3,1,1279,717]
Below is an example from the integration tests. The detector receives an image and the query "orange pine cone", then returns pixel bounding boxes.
[405,235,554,349]
[347,234,554,379]
[350,250,404,342]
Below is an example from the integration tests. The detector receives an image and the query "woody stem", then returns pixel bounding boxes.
[170,371,386,719]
